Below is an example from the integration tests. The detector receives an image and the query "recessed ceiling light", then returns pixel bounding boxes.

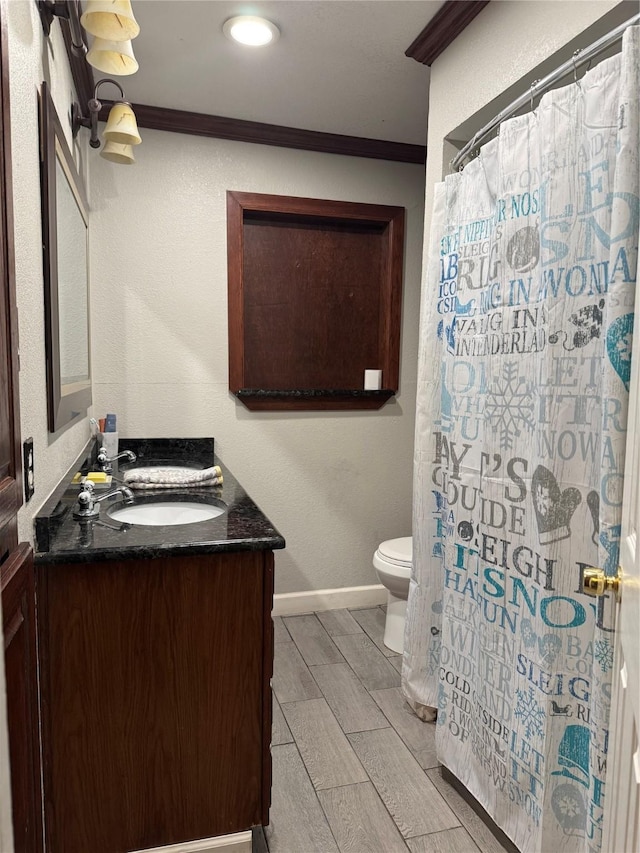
[223,15,280,47]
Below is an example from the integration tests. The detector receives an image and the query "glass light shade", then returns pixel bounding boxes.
[103,103,141,145]
[100,141,135,164]
[223,16,279,46]
[80,0,140,41]
[87,37,139,75]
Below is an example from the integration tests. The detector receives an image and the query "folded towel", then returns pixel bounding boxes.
[126,479,223,490]
[123,465,223,489]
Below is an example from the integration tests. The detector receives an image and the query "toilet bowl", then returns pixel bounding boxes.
[373,536,412,654]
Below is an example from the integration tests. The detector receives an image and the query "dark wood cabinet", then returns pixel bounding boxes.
[2,546,43,853]
[36,549,275,853]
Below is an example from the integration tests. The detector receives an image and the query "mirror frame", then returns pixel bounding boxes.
[39,80,91,433]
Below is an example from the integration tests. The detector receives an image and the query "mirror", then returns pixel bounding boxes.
[40,81,91,433]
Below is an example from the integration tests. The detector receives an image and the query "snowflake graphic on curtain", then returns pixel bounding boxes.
[514,686,546,738]
[556,793,581,817]
[594,638,614,673]
[484,363,536,450]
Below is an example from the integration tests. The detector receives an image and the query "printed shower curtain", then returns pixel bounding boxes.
[403,27,639,853]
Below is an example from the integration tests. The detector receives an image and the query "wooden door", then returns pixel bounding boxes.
[602,299,640,849]
[0,0,20,536]
[0,2,41,852]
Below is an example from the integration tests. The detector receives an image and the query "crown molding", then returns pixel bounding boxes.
[97,102,426,164]
[60,15,425,165]
[406,0,490,66]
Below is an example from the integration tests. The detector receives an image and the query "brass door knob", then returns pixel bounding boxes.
[582,566,622,600]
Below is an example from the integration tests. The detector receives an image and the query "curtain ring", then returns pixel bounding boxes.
[530,80,540,112]
[572,49,582,88]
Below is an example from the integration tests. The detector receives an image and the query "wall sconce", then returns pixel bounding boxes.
[37,0,86,54]
[82,0,140,75]
[72,78,141,161]
[80,0,139,40]
[86,36,138,75]
[38,0,140,76]
[100,140,135,164]
[38,0,142,163]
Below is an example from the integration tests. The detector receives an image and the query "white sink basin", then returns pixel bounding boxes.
[108,501,225,526]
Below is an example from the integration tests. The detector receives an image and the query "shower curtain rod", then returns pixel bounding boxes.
[450,12,640,172]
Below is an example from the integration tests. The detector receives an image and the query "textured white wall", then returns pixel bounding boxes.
[7,0,91,543]
[89,130,425,593]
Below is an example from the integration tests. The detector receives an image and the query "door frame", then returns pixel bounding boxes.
[0,0,24,848]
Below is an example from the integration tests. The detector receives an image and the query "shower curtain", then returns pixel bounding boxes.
[404,27,639,853]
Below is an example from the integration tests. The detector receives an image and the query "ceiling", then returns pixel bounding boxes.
[118,1,442,147]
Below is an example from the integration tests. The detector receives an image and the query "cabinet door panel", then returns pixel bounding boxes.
[2,545,43,853]
[39,551,267,853]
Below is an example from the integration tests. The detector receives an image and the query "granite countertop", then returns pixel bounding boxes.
[35,438,285,564]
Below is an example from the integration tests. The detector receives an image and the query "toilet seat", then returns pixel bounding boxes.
[376,536,412,568]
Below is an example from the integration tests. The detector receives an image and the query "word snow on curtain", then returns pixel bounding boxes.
[404,27,639,853]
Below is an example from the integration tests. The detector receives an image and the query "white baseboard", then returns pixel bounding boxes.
[129,830,252,853]
[273,583,387,616]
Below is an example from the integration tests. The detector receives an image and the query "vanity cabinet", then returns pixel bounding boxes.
[36,549,274,853]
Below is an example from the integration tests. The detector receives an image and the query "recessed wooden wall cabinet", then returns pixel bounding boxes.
[227,191,405,410]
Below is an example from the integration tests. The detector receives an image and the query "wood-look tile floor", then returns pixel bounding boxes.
[267,607,512,853]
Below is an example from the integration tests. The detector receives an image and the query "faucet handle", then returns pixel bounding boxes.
[75,481,96,517]
[96,447,113,474]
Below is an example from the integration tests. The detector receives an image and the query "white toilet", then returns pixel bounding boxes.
[373,536,412,654]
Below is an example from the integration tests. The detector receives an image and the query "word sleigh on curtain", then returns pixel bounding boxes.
[405,26,639,853]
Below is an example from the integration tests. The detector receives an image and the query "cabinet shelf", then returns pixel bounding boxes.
[235,389,395,411]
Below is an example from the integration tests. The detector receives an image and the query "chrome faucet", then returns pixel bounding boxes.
[96,446,136,474]
[73,479,135,520]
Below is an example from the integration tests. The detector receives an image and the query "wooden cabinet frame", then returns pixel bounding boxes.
[227,191,405,411]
